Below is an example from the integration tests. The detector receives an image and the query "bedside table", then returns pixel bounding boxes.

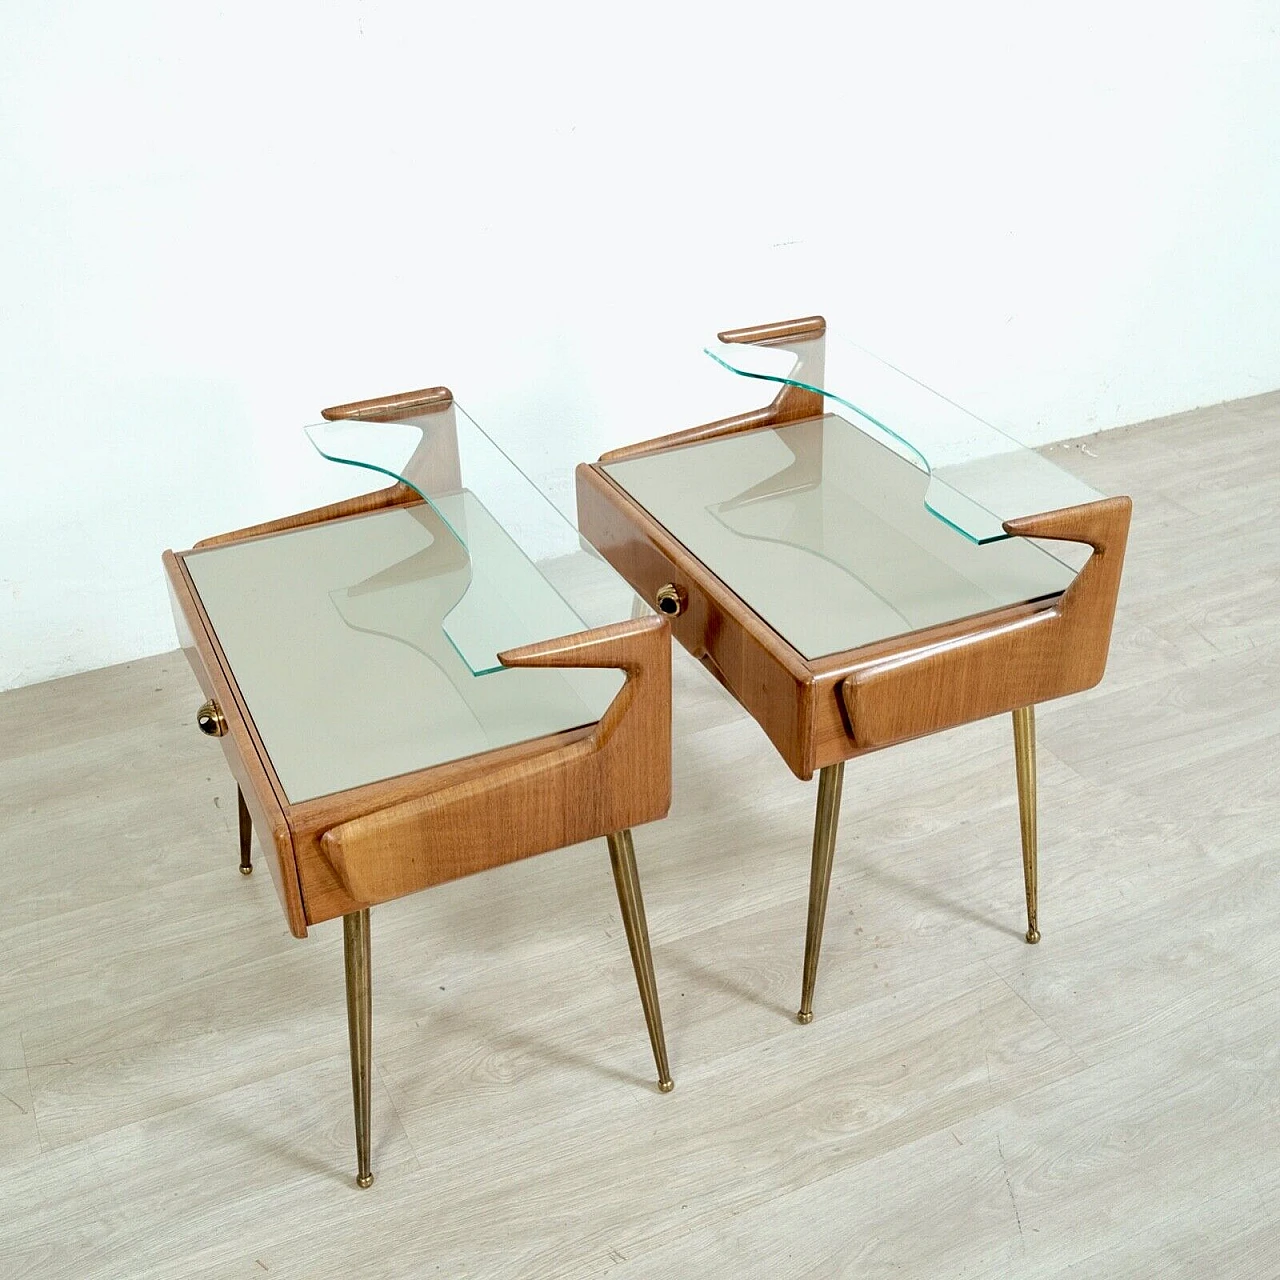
[576,316,1131,1023]
[164,385,675,1188]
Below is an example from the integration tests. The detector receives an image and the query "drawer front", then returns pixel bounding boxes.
[163,552,309,937]
[576,464,811,777]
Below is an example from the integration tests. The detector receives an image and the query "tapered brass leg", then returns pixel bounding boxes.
[607,830,674,1093]
[237,786,253,875]
[343,909,374,1188]
[1012,706,1040,944]
[798,761,845,1024]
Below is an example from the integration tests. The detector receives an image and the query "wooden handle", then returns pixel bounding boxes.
[321,386,453,422]
[717,315,826,345]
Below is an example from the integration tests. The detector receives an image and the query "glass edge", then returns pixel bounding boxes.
[703,341,1102,559]
[303,420,633,676]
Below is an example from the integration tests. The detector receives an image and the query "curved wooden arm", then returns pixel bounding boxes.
[1003,495,1132,681]
[320,614,671,905]
[497,613,665,671]
[196,386,461,549]
[500,613,668,754]
[717,315,826,345]
[840,496,1133,749]
[599,316,828,464]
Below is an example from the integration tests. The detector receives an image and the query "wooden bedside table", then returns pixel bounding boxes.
[163,386,675,1188]
[576,316,1131,1023]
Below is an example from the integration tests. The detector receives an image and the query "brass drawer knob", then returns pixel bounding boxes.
[196,699,228,737]
[656,583,687,617]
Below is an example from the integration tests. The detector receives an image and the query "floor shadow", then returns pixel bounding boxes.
[407,992,660,1094]
[657,947,796,1024]
[855,859,1026,942]
[207,1098,360,1189]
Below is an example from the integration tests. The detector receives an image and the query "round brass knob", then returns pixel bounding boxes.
[655,583,686,617]
[196,699,228,737]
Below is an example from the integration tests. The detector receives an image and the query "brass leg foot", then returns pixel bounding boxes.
[237,786,253,875]
[798,762,845,1024]
[343,909,374,1189]
[1012,707,1040,945]
[607,830,674,1093]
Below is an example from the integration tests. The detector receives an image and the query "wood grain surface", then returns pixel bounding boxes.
[577,460,813,771]
[321,382,463,496]
[192,483,423,551]
[319,615,671,906]
[2,392,1278,1277]
[840,496,1133,749]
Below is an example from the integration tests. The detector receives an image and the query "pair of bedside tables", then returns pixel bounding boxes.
[163,317,1131,1187]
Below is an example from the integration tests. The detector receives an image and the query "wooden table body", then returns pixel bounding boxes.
[164,495,672,936]
[578,460,1130,782]
[162,387,677,1187]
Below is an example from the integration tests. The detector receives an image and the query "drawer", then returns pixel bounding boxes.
[162,551,308,937]
[576,463,809,776]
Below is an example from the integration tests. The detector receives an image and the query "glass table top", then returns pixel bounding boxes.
[602,414,1077,661]
[705,328,1103,545]
[183,500,624,803]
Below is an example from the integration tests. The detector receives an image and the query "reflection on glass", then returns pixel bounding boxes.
[183,504,622,802]
[705,330,1103,543]
[306,398,644,674]
[604,416,1077,660]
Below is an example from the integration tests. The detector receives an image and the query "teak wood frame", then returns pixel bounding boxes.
[576,315,1132,1020]
[163,386,675,1188]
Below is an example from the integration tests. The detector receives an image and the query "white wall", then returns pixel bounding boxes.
[2,1,1277,691]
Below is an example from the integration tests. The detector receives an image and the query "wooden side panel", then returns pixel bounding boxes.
[162,552,309,937]
[316,616,671,908]
[803,600,1055,773]
[840,497,1133,749]
[288,727,594,925]
[576,462,813,777]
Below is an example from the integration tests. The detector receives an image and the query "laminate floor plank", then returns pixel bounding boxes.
[117,965,1082,1280]
[604,988,1280,1279]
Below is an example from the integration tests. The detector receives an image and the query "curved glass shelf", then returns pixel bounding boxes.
[306,398,643,676]
[704,330,1103,545]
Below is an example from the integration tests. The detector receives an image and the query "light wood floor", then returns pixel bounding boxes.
[2,394,1279,1278]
